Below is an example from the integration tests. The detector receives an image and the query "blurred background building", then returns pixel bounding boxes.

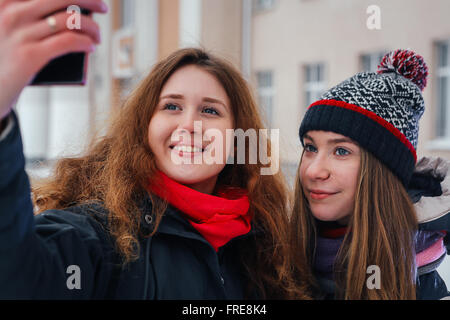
[16,0,450,287]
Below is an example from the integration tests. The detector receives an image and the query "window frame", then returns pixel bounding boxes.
[256,70,275,128]
[304,63,326,107]
[428,40,450,150]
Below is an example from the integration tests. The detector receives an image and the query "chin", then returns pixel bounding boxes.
[311,205,352,225]
[162,164,222,185]
[310,206,342,222]
[312,214,340,222]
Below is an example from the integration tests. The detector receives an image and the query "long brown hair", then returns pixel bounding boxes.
[32,48,308,299]
[290,148,418,299]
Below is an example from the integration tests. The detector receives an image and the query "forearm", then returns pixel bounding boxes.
[0,111,34,248]
[0,117,111,298]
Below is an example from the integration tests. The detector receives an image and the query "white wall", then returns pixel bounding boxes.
[134,0,159,75]
[90,0,113,138]
[46,87,91,158]
[16,88,50,160]
[179,0,202,48]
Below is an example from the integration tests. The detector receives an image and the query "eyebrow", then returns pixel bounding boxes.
[159,94,228,109]
[303,134,356,145]
[160,94,184,100]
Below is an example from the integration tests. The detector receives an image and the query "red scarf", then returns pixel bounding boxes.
[147,171,252,251]
[320,227,348,239]
[317,220,349,238]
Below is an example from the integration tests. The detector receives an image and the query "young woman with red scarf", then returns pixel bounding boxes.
[0,0,307,299]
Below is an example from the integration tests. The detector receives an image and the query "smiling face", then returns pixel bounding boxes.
[300,130,361,225]
[148,64,234,194]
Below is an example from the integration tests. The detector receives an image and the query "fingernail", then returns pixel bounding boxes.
[101,2,109,12]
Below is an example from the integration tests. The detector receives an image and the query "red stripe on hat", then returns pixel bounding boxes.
[308,99,417,163]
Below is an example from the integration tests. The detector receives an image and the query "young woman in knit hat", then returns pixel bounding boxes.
[290,49,450,299]
[0,0,306,299]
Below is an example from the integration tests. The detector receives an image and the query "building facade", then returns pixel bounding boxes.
[251,0,450,175]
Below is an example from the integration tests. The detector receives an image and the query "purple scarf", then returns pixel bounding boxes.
[313,230,445,280]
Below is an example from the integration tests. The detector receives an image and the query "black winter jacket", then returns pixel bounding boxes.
[0,112,258,299]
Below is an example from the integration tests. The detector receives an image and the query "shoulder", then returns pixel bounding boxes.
[408,157,450,247]
[34,202,114,248]
[409,156,450,225]
[407,157,450,295]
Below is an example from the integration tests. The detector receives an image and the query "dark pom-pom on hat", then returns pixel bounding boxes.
[377,49,429,91]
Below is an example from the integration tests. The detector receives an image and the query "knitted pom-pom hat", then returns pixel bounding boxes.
[299,49,429,186]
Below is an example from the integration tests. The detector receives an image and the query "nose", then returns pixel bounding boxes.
[172,108,204,147]
[177,109,202,134]
[304,155,330,181]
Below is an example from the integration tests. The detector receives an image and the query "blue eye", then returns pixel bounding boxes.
[164,103,180,111]
[202,107,219,116]
[304,144,317,153]
[335,147,350,156]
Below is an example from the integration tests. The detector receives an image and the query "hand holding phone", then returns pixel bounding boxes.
[0,0,107,120]
[31,8,93,86]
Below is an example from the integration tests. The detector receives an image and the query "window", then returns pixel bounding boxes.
[304,63,326,106]
[256,71,274,127]
[436,41,450,139]
[361,51,388,72]
[253,0,276,12]
[121,0,135,28]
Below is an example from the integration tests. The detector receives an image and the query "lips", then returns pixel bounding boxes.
[169,143,206,158]
[308,189,338,200]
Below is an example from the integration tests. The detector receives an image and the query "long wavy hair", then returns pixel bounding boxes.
[32,48,309,299]
[290,148,418,299]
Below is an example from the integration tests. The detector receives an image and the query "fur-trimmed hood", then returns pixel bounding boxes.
[410,157,450,226]
[408,157,450,299]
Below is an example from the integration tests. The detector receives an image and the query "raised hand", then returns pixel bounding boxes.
[0,0,107,120]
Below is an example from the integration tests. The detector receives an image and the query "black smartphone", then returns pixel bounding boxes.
[30,9,92,86]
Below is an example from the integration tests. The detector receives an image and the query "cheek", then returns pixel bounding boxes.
[147,122,158,152]
[204,121,234,151]
[148,115,168,153]
[224,128,235,156]
[336,164,360,209]
[298,160,308,182]
[343,163,360,195]
[298,164,311,196]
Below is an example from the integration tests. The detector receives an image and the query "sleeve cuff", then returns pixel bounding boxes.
[0,113,15,141]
